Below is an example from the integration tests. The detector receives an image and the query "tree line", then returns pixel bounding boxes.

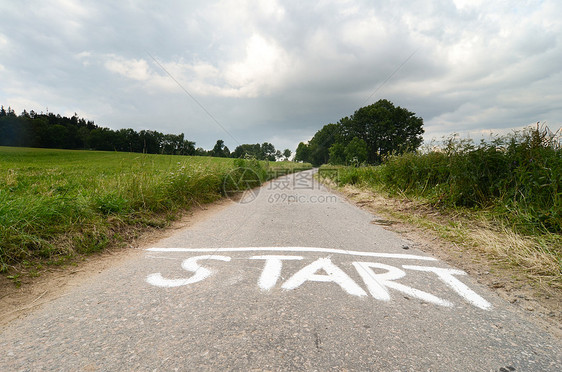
[0,106,291,160]
[294,99,424,166]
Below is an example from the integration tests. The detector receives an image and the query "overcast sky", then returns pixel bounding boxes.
[1,0,560,152]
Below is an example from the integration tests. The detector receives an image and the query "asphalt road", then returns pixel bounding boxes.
[1,169,561,371]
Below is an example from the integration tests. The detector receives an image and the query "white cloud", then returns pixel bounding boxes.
[54,0,91,17]
[1,0,560,151]
[222,34,291,96]
[104,56,151,81]
[99,33,292,99]
[452,0,486,11]
[0,33,7,48]
[340,13,388,50]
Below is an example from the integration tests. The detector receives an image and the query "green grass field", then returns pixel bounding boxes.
[0,147,311,274]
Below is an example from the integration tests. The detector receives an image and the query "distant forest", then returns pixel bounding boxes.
[0,106,290,161]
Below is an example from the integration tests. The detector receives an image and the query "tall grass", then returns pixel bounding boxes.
[326,125,561,235]
[0,147,311,272]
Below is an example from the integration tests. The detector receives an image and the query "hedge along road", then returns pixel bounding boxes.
[1,169,561,371]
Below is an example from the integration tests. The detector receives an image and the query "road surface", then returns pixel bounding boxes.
[1,169,561,371]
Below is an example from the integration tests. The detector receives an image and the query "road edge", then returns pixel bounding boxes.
[319,179,562,339]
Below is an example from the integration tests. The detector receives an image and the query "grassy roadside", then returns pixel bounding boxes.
[317,127,561,330]
[319,180,562,333]
[317,126,561,291]
[317,126,561,329]
[323,179,561,289]
[0,147,311,280]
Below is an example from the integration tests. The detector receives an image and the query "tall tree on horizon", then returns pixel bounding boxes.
[341,99,424,164]
[296,99,424,165]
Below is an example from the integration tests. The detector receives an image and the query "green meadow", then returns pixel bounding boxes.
[0,147,311,273]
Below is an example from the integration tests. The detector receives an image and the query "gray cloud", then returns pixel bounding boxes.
[1,0,560,151]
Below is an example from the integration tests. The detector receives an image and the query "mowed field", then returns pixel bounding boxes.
[0,147,310,275]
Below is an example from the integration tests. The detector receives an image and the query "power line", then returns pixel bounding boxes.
[360,48,418,107]
[146,51,241,147]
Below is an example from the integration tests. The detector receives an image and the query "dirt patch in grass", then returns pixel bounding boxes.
[332,183,562,338]
[0,199,234,327]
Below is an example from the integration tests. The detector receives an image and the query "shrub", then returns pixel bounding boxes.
[328,125,561,234]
